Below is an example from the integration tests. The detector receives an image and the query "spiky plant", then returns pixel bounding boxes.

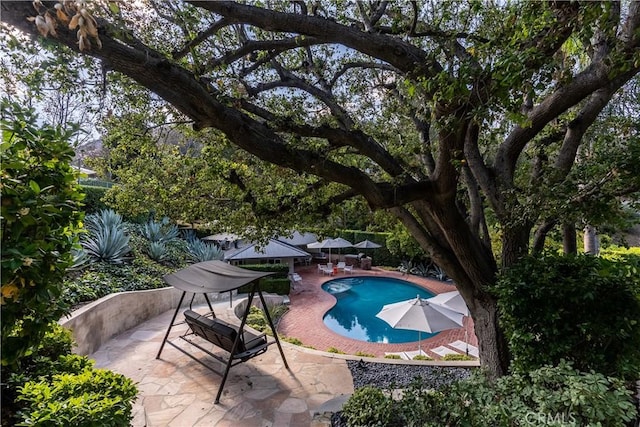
[68,247,91,271]
[81,209,131,264]
[141,217,180,243]
[147,241,169,262]
[186,239,223,263]
[84,209,124,232]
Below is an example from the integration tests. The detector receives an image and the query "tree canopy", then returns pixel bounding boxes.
[2,0,639,378]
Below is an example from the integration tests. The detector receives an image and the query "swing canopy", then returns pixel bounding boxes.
[162,260,273,294]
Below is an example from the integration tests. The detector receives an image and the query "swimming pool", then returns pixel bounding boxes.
[322,276,437,343]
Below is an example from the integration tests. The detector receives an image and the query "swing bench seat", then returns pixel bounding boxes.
[182,310,269,364]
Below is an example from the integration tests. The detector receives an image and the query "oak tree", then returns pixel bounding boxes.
[3,0,640,378]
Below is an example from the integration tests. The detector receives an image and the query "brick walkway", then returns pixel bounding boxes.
[278,264,478,359]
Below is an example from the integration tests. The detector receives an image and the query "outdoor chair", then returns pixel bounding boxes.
[336,261,346,271]
[318,264,327,274]
[344,265,354,274]
[178,309,273,403]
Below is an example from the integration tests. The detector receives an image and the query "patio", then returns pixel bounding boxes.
[88,265,478,426]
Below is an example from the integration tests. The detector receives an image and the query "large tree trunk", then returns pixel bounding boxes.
[563,223,578,255]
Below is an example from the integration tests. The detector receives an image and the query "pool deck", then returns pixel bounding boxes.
[279,264,478,358]
[89,265,478,426]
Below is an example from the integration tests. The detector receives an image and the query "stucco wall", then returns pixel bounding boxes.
[59,287,226,355]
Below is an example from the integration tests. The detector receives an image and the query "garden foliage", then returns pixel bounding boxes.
[81,209,131,264]
[0,100,84,366]
[494,253,640,380]
[340,362,637,426]
[3,324,137,427]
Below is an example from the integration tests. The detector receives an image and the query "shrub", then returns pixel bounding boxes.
[412,355,433,361]
[327,347,345,354]
[16,367,137,427]
[80,186,109,214]
[441,354,474,361]
[2,323,137,427]
[355,352,375,358]
[384,354,402,359]
[1,101,84,366]
[341,386,394,427]
[494,253,640,379]
[340,362,637,426]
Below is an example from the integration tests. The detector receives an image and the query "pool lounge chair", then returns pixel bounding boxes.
[430,345,461,358]
[344,265,353,274]
[448,340,479,358]
[336,261,346,271]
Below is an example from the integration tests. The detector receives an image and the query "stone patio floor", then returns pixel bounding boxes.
[90,265,478,426]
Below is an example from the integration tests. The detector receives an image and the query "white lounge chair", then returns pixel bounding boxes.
[448,340,479,358]
[344,265,353,274]
[430,346,461,358]
[337,262,346,271]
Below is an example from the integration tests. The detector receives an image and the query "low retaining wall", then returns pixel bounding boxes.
[59,287,227,355]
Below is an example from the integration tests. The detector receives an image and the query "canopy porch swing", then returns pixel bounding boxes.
[156,260,290,403]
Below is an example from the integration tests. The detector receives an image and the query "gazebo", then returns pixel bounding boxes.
[156,260,290,403]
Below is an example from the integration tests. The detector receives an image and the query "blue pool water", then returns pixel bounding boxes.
[322,276,436,343]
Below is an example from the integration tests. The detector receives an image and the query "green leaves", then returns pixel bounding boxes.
[493,253,640,380]
[1,100,84,366]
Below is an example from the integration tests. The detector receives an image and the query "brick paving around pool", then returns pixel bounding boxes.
[277,264,478,359]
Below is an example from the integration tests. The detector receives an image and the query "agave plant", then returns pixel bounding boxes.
[82,209,131,264]
[187,238,223,263]
[429,264,449,281]
[85,209,124,233]
[147,241,169,262]
[68,247,92,271]
[141,217,180,243]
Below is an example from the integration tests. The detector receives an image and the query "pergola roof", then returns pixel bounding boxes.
[163,260,273,294]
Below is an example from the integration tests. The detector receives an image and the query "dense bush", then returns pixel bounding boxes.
[80,185,109,214]
[16,367,137,427]
[1,101,84,366]
[493,253,640,379]
[341,386,394,427]
[2,323,137,427]
[339,362,637,426]
[245,304,289,336]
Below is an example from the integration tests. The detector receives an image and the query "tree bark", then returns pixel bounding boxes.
[563,223,577,255]
[583,225,599,255]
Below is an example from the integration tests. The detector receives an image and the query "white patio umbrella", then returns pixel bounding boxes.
[427,290,471,354]
[376,295,464,351]
[307,237,352,261]
[353,239,382,249]
[427,291,469,315]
